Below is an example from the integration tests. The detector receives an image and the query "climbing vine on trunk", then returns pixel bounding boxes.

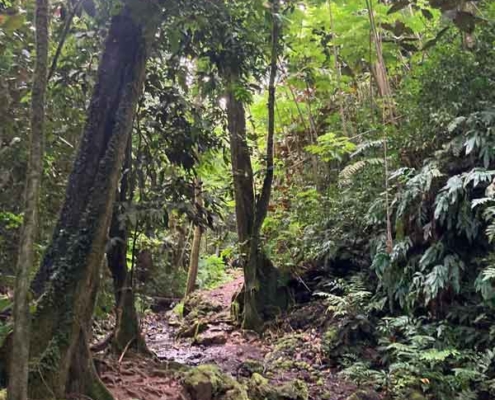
[7,4,162,399]
[8,0,49,398]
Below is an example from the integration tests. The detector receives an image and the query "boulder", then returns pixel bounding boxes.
[183,365,249,400]
[184,368,214,400]
[248,373,309,400]
[177,320,208,338]
[183,293,223,317]
[195,331,228,346]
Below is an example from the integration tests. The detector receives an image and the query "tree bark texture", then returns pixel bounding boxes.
[107,140,147,354]
[30,4,158,298]
[185,178,204,296]
[8,0,49,398]
[226,0,285,331]
[226,74,255,258]
[21,5,159,398]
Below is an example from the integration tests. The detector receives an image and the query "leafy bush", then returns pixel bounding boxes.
[197,254,229,290]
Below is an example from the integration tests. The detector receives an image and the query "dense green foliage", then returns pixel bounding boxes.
[2,0,495,398]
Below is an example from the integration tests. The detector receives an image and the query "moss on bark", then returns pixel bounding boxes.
[111,285,148,354]
[0,3,162,399]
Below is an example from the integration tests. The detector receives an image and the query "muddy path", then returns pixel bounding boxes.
[100,273,357,400]
[145,274,268,374]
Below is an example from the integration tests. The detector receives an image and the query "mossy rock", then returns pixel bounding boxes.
[183,293,223,317]
[265,335,306,372]
[183,364,249,400]
[177,319,208,338]
[346,389,380,400]
[248,373,309,400]
[277,379,309,400]
[238,359,264,377]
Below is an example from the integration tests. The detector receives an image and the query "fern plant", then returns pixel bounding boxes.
[338,138,386,186]
[370,107,495,313]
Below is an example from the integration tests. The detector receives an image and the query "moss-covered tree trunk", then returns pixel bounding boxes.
[8,0,49,398]
[22,5,160,399]
[107,139,147,353]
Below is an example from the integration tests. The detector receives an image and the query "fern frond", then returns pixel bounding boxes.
[471,197,495,209]
[339,158,384,184]
[351,139,383,158]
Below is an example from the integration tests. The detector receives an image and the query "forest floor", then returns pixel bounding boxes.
[97,272,358,400]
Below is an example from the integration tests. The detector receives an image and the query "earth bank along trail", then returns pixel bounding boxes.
[97,272,358,400]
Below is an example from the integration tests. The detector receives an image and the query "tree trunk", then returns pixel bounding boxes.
[8,0,49,398]
[0,79,11,156]
[18,5,159,399]
[226,73,255,258]
[226,0,285,331]
[224,72,261,327]
[107,140,147,354]
[185,178,204,296]
[30,5,159,297]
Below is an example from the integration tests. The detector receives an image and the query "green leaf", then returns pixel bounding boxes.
[422,26,449,50]
[387,0,410,15]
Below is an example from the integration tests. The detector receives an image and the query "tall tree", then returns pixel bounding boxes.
[8,0,49,398]
[226,0,283,329]
[1,3,161,398]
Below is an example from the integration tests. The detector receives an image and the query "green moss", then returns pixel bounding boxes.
[231,300,241,322]
[277,379,309,400]
[177,319,208,339]
[248,373,309,400]
[323,326,339,347]
[173,301,184,317]
[87,376,115,400]
[183,364,249,400]
[239,359,264,376]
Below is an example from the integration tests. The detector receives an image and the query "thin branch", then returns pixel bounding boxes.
[328,0,349,136]
[47,0,84,81]
[253,0,280,234]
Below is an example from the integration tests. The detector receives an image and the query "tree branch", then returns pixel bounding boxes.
[253,0,280,235]
[47,0,84,81]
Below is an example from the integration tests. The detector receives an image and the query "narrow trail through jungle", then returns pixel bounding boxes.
[98,272,357,400]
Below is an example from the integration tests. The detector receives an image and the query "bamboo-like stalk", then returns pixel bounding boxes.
[366,0,394,253]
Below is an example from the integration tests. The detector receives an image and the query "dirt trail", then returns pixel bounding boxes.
[145,274,268,374]
[101,273,356,400]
